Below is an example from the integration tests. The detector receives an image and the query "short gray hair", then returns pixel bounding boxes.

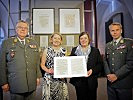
[109,22,122,30]
[16,20,29,29]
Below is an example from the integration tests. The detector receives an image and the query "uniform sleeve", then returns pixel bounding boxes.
[0,40,8,86]
[104,45,111,75]
[115,40,133,79]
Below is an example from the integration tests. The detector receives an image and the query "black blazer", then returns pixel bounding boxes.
[70,46,103,89]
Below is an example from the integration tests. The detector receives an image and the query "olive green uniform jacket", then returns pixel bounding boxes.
[0,37,42,93]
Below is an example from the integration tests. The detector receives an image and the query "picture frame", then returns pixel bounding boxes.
[59,8,80,34]
[32,8,54,34]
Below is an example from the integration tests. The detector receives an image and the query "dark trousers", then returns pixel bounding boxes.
[10,91,35,100]
[0,87,3,100]
[107,85,132,100]
[75,85,97,100]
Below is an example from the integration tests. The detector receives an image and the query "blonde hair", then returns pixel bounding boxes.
[50,33,63,44]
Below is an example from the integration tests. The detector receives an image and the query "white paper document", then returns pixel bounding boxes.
[54,56,87,78]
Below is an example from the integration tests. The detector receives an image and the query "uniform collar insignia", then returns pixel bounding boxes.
[120,39,124,44]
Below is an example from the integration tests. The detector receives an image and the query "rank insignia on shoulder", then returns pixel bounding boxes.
[29,44,37,48]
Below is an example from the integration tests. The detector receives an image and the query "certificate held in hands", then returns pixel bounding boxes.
[54,56,87,78]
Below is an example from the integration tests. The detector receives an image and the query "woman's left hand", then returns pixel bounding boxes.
[87,69,93,77]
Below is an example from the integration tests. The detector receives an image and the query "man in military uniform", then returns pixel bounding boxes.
[104,22,133,100]
[0,20,42,100]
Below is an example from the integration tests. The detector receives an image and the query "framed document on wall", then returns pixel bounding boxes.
[32,8,54,34]
[59,8,80,34]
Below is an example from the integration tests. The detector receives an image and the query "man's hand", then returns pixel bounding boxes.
[107,74,117,83]
[2,84,9,92]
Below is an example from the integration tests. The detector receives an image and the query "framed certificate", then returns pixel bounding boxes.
[59,8,80,34]
[32,8,54,34]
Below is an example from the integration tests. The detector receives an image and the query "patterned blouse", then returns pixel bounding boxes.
[44,46,66,79]
[42,47,68,100]
[45,46,66,68]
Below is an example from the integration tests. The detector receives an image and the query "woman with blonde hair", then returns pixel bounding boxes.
[41,33,69,100]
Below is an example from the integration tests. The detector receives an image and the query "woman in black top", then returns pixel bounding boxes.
[70,32,103,100]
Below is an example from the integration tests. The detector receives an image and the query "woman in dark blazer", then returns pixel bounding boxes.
[70,32,103,100]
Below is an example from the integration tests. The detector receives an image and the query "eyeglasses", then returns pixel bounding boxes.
[17,26,28,30]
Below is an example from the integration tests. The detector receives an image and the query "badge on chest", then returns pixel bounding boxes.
[116,45,126,50]
[29,44,37,48]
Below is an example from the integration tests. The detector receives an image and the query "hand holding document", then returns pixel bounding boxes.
[54,56,87,78]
